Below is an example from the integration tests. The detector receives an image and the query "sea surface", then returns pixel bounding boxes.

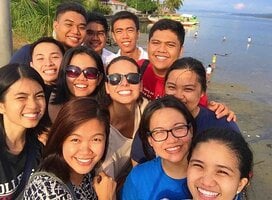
[180,11,272,105]
[140,11,272,105]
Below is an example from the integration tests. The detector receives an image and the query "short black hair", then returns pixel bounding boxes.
[30,37,65,61]
[55,2,87,21]
[111,11,139,31]
[149,19,185,47]
[87,12,109,33]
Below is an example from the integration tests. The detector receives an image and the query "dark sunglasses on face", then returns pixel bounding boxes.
[65,65,100,80]
[107,73,141,85]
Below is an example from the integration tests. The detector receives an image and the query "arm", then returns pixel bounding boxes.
[207,101,237,122]
[23,172,73,199]
[93,171,116,200]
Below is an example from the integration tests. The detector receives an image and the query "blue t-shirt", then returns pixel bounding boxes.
[131,106,240,163]
[121,157,192,200]
[10,44,31,65]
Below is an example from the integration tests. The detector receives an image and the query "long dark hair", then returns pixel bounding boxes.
[51,46,106,105]
[0,63,49,150]
[138,95,196,160]
[40,97,110,182]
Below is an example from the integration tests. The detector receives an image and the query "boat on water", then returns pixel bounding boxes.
[148,13,199,26]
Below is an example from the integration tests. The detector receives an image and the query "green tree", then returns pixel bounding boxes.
[163,0,183,12]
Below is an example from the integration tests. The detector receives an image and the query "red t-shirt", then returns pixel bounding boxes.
[138,59,208,106]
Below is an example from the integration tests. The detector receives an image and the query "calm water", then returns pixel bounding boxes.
[142,12,272,104]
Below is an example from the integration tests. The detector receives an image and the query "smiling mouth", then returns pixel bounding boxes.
[155,55,168,61]
[75,84,88,89]
[43,69,57,75]
[165,145,181,153]
[67,36,80,43]
[22,112,42,119]
[118,90,132,95]
[197,187,219,198]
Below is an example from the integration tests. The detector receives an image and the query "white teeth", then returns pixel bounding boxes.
[75,84,87,88]
[156,55,167,61]
[76,158,91,163]
[118,90,131,95]
[44,69,56,75]
[198,187,219,197]
[68,36,79,42]
[22,113,39,118]
[122,42,130,46]
[166,146,180,151]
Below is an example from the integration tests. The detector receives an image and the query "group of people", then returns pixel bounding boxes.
[0,1,253,200]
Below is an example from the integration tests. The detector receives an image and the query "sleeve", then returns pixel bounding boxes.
[131,132,147,163]
[9,45,31,65]
[120,172,139,200]
[23,173,73,200]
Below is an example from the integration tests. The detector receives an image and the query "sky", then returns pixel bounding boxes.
[179,0,272,14]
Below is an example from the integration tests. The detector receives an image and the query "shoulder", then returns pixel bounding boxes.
[24,171,73,199]
[102,48,115,57]
[137,47,148,60]
[10,44,32,65]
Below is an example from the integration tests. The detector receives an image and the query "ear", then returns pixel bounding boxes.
[53,20,58,32]
[0,102,5,114]
[111,31,117,43]
[237,178,249,194]
[179,46,184,57]
[147,136,153,147]
[30,61,34,68]
[105,82,110,95]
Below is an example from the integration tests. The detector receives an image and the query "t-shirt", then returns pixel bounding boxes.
[0,132,43,199]
[138,59,208,106]
[100,98,148,180]
[131,106,240,164]
[9,44,31,65]
[121,157,192,200]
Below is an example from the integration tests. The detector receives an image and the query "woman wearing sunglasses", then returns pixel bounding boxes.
[100,56,149,185]
[49,46,106,122]
[121,95,196,199]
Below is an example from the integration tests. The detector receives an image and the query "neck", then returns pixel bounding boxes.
[121,47,140,61]
[70,171,84,186]
[110,101,136,119]
[191,106,200,118]
[153,67,167,78]
[161,157,188,179]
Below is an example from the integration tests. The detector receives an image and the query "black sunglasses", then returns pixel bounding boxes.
[65,65,100,80]
[107,73,141,85]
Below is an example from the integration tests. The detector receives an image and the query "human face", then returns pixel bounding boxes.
[165,69,204,117]
[63,119,106,178]
[187,141,248,200]
[148,107,192,164]
[53,11,86,48]
[85,22,107,55]
[148,30,183,77]
[66,53,101,97]
[30,42,63,85]
[0,78,45,131]
[105,60,141,105]
[112,19,139,54]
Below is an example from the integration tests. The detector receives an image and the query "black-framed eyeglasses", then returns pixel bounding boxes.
[107,73,141,85]
[65,65,100,80]
[148,124,191,142]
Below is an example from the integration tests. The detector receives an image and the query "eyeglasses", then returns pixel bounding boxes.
[87,30,106,38]
[148,124,191,142]
[107,73,141,85]
[65,65,100,80]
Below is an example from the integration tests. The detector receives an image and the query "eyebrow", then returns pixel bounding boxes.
[15,90,44,96]
[35,52,61,56]
[64,19,86,26]
[190,159,235,173]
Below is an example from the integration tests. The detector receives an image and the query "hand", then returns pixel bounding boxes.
[207,101,237,122]
[93,171,116,200]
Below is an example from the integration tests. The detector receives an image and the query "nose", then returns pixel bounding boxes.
[166,130,179,143]
[80,141,93,154]
[45,57,53,67]
[119,75,129,86]
[27,96,39,109]
[175,89,185,102]
[157,43,167,53]
[200,172,217,187]
[71,25,80,35]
